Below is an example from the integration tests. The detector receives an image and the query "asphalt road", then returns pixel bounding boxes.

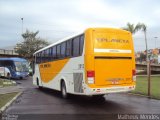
[3,77,160,120]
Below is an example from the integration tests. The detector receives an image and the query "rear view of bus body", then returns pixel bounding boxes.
[33,28,136,97]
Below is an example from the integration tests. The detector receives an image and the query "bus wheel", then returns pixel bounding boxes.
[61,81,68,99]
[36,78,42,89]
[7,73,11,79]
[92,95,104,100]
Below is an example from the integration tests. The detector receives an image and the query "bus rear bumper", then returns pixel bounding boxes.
[85,85,135,95]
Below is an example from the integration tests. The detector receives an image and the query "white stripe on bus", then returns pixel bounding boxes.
[94,49,132,53]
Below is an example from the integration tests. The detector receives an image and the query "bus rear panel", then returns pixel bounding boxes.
[84,28,136,95]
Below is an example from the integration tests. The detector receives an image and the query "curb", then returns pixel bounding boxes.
[137,75,160,77]
[128,93,160,100]
[0,85,24,95]
[128,92,150,98]
[0,90,22,95]
[0,92,22,113]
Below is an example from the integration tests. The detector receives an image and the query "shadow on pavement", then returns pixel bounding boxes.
[37,87,123,111]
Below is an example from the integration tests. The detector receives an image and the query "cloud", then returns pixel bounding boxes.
[0,0,160,51]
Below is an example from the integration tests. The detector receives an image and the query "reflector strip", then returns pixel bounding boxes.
[94,49,132,53]
[95,57,132,59]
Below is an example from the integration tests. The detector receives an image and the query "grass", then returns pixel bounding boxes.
[0,80,3,86]
[132,76,160,99]
[0,92,18,109]
[0,78,16,87]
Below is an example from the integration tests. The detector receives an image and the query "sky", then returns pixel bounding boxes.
[0,0,160,51]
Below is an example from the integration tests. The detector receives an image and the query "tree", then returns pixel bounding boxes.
[138,23,151,97]
[123,22,151,97]
[122,22,149,63]
[122,22,142,34]
[139,23,148,60]
[140,52,146,62]
[16,30,49,58]
[123,22,148,61]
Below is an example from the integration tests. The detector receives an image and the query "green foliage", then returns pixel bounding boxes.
[132,76,160,99]
[15,30,49,58]
[139,23,147,32]
[123,22,148,57]
[122,22,141,34]
[0,78,16,87]
[0,92,18,108]
[122,22,147,34]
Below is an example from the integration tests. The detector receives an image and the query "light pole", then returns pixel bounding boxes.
[144,30,151,97]
[142,28,151,98]
[21,18,23,34]
[154,37,158,48]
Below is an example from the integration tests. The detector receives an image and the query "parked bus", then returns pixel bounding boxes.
[33,28,136,98]
[0,57,29,79]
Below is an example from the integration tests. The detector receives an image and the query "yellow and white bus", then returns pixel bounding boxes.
[33,28,136,98]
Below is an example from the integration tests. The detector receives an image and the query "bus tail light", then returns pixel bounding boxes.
[132,69,136,81]
[87,71,95,84]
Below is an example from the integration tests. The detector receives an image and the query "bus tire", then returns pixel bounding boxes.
[61,81,68,99]
[36,78,39,86]
[92,95,104,100]
[36,78,42,89]
[7,72,11,79]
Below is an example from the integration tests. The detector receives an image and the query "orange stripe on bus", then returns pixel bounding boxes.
[39,58,70,83]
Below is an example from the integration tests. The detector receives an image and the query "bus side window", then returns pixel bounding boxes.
[66,40,72,57]
[36,53,40,64]
[45,49,49,62]
[36,54,38,64]
[33,56,35,74]
[52,46,57,60]
[49,48,52,61]
[44,50,47,62]
[46,49,50,62]
[57,44,61,59]
[41,51,45,63]
[72,37,80,57]
[38,52,42,63]
[61,42,66,58]
[0,61,2,66]
[80,35,84,55]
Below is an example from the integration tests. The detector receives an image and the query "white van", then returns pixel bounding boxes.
[0,67,11,78]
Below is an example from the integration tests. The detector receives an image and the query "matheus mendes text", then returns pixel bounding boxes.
[118,114,160,120]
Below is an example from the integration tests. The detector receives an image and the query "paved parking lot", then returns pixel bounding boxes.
[3,77,160,120]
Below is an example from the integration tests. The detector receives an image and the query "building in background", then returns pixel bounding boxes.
[136,48,160,64]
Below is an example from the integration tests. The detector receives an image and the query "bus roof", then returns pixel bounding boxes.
[34,27,130,55]
[0,57,27,62]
